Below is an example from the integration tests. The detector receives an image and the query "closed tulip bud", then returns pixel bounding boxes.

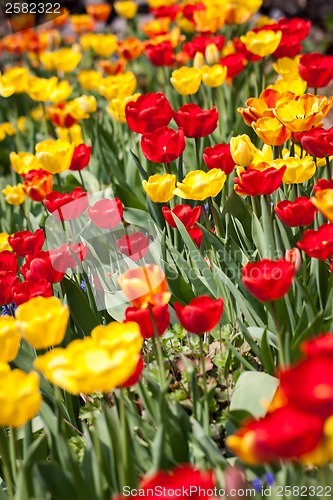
[230,135,255,167]
[2,184,26,205]
[16,297,69,349]
[125,304,170,338]
[174,295,223,334]
[0,369,41,427]
[193,51,205,69]
[0,317,21,362]
[201,64,227,88]
[142,174,176,203]
[285,248,302,274]
[205,43,220,65]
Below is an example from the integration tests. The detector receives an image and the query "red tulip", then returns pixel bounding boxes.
[162,204,202,228]
[47,102,77,128]
[297,224,333,260]
[139,465,215,500]
[187,225,204,247]
[0,250,18,273]
[121,356,144,387]
[174,295,223,334]
[174,104,218,139]
[141,126,185,163]
[8,229,44,257]
[12,279,52,306]
[87,198,123,229]
[182,4,205,23]
[301,332,333,358]
[69,144,92,171]
[145,41,175,67]
[125,92,174,135]
[49,243,88,272]
[314,179,333,193]
[219,53,246,79]
[203,143,235,174]
[276,17,311,41]
[151,5,180,21]
[44,187,88,222]
[299,126,333,158]
[299,53,333,89]
[0,272,20,305]
[125,304,170,338]
[20,250,65,283]
[272,33,302,59]
[116,232,150,260]
[234,166,286,196]
[183,34,224,58]
[234,38,261,62]
[227,404,323,464]
[274,196,317,227]
[242,258,295,302]
[22,169,53,202]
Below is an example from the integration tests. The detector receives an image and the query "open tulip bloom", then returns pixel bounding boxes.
[1,2,333,496]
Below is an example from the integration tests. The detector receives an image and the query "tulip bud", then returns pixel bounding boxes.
[230,134,255,167]
[205,43,220,65]
[193,51,205,69]
[285,248,302,274]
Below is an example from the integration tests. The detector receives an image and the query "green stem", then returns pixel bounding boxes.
[78,170,87,191]
[149,305,167,390]
[270,301,286,367]
[194,138,201,170]
[208,197,221,238]
[199,336,210,434]
[9,428,17,483]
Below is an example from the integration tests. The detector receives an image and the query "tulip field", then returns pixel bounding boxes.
[1,0,333,497]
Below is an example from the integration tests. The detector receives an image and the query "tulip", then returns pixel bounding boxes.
[125,304,170,338]
[297,224,333,260]
[146,41,175,67]
[240,30,282,57]
[274,157,316,184]
[16,297,69,349]
[311,189,333,222]
[99,72,137,100]
[55,124,84,147]
[299,53,333,89]
[8,229,44,257]
[188,225,204,247]
[80,34,117,58]
[69,144,92,171]
[203,143,236,174]
[22,169,53,202]
[314,179,333,193]
[230,134,255,167]
[118,264,171,309]
[125,92,174,134]
[299,127,333,158]
[252,116,291,146]
[12,280,53,306]
[86,3,111,21]
[0,233,11,252]
[226,405,324,465]
[272,33,302,59]
[78,70,103,91]
[193,52,205,69]
[49,243,88,273]
[174,169,226,201]
[44,187,88,222]
[47,102,77,128]
[234,166,285,196]
[274,196,317,227]
[2,184,26,205]
[34,322,142,394]
[0,250,18,273]
[121,356,144,387]
[238,89,280,127]
[114,1,138,18]
[201,65,227,88]
[9,152,42,175]
[119,37,143,60]
[0,317,21,362]
[116,232,150,261]
[0,369,41,427]
[40,48,82,73]
[107,94,141,124]
[71,14,95,34]
[274,94,333,133]
[69,95,97,120]
[35,139,74,174]
[87,198,123,229]
[285,248,302,274]
[0,273,20,305]
[219,53,246,78]
[183,34,225,59]
[174,296,223,334]
[242,258,295,302]
[142,174,176,203]
[170,67,202,95]
[26,76,59,102]
[21,250,65,284]
[174,104,219,138]
[141,126,185,164]
[162,204,202,228]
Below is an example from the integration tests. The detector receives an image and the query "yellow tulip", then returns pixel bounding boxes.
[268,76,307,96]
[114,1,138,19]
[205,44,221,65]
[147,0,176,6]
[17,116,26,132]
[49,80,73,104]
[273,56,301,77]
[34,322,142,394]
[274,157,316,184]
[106,93,140,123]
[10,152,42,175]
[40,48,82,73]
[68,95,97,120]
[0,233,12,252]
[173,169,226,201]
[26,76,58,102]
[16,297,69,350]
[30,106,45,121]
[201,65,227,88]
[118,265,170,309]
[0,67,29,94]
[0,369,41,427]
[240,30,282,57]
[194,3,226,33]
[2,184,26,205]
[311,189,333,222]
[80,34,118,58]
[170,67,202,95]
[0,122,16,141]
[225,0,262,24]
[55,124,84,147]
[230,134,256,167]
[142,174,176,203]
[193,52,205,69]
[78,70,103,91]
[99,72,137,100]
[35,139,74,174]
[0,317,21,362]
[252,116,291,146]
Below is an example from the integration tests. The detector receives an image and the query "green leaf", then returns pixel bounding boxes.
[62,278,100,337]
[229,372,279,418]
